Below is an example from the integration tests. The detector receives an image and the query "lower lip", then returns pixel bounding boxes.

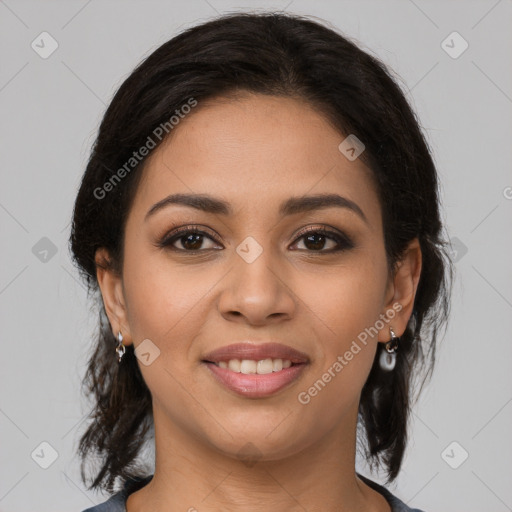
[203,362,308,398]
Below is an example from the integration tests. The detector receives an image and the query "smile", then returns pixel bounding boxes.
[202,359,308,398]
[212,358,293,374]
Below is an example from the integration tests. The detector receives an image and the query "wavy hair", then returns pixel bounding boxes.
[69,11,453,493]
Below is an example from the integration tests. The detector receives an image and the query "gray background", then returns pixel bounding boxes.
[1,0,511,510]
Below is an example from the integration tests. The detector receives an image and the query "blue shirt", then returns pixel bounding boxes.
[81,473,425,512]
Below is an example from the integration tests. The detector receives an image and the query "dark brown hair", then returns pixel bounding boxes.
[70,11,453,493]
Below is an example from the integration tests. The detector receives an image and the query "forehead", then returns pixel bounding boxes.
[132,93,381,227]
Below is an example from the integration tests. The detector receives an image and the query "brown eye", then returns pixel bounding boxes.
[301,232,335,251]
[157,226,222,252]
[291,227,354,253]
[175,232,207,251]
[157,225,354,254]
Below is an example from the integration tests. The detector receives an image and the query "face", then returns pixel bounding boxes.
[97,92,420,462]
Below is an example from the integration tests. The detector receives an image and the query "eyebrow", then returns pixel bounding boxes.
[145,192,368,224]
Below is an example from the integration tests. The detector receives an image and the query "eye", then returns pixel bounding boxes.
[156,224,354,254]
[157,225,222,252]
[291,226,354,253]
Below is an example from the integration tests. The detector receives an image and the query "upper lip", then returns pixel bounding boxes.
[202,342,310,364]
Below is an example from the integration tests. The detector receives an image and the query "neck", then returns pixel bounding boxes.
[126,401,390,512]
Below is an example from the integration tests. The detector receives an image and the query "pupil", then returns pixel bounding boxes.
[305,233,325,250]
[183,234,202,250]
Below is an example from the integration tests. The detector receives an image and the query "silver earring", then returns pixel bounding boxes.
[379,327,399,371]
[116,331,126,363]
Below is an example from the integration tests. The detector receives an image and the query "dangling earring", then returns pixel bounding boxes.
[116,331,126,363]
[379,327,399,371]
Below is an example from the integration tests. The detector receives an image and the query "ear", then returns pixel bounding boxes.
[378,237,422,343]
[95,247,133,346]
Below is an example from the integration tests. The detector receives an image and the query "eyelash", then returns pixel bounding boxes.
[156,224,354,254]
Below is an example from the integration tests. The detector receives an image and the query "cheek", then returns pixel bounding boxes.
[121,242,213,357]
[291,254,388,405]
[294,252,389,344]
[120,248,217,413]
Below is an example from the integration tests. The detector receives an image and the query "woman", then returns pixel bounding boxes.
[71,12,452,512]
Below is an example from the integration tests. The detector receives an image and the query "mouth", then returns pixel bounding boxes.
[200,342,310,398]
[202,360,308,398]
[201,341,310,366]
[202,358,304,374]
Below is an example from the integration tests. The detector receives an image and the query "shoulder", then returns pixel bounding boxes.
[357,473,427,512]
[80,475,154,512]
[80,492,125,512]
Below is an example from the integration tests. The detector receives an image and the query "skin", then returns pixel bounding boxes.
[96,92,422,512]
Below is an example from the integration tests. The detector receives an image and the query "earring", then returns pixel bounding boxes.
[379,327,399,371]
[116,331,126,363]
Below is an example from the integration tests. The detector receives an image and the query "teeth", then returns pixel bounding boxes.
[228,359,241,372]
[240,359,257,374]
[216,358,294,374]
[257,359,273,374]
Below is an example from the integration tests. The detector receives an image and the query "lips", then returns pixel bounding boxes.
[202,342,310,364]
[201,342,310,398]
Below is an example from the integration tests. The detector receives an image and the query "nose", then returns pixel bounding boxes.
[218,247,296,326]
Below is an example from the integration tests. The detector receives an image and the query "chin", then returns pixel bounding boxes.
[205,423,305,463]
